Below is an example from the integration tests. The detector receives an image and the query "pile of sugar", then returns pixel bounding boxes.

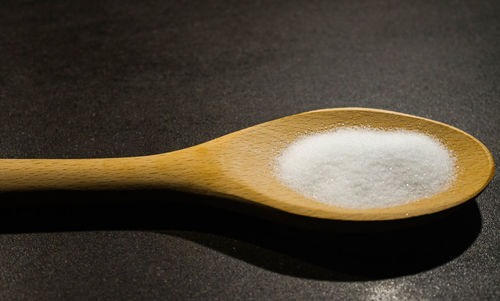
[275,128,456,209]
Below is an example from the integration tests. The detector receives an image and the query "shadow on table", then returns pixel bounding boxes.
[0,189,482,281]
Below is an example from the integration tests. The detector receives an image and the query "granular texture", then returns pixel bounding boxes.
[275,128,456,209]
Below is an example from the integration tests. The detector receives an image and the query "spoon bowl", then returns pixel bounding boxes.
[0,108,494,221]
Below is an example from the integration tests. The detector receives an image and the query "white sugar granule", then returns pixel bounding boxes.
[275,128,456,209]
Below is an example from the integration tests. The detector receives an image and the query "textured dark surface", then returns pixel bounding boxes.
[0,0,499,300]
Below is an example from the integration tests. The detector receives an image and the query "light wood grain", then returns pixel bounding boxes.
[0,108,494,221]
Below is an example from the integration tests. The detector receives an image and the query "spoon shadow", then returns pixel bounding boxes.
[0,189,482,280]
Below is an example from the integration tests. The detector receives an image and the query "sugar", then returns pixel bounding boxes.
[275,128,456,209]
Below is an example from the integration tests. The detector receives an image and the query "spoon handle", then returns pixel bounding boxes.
[0,150,207,192]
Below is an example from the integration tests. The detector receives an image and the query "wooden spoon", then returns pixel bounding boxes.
[0,108,494,221]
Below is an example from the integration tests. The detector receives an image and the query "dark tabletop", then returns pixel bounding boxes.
[0,0,499,300]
